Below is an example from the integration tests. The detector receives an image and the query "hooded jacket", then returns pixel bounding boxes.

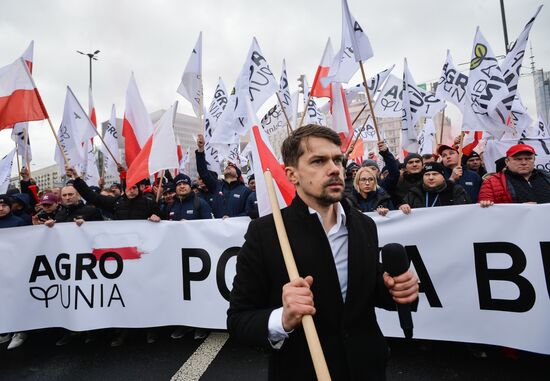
[0,212,26,228]
[11,193,33,226]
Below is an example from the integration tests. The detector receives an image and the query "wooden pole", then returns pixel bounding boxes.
[46,117,70,166]
[344,114,371,155]
[351,103,368,126]
[457,131,466,166]
[89,127,120,168]
[263,170,332,381]
[23,126,31,177]
[156,169,165,202]
[298,94,312,128]
[359,61,381,142]
[438,107,446,145]
[14,141,21,180]
[276,92,293,135]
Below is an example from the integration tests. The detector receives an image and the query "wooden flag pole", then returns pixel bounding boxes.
[457,131,466,166]
[155,169,165,202]
[23,127,32,178]
[359,61,381,142]
[276,92,293,135]
[264,170,332,381]
[344,114,371,156]
[298,94,312,128]
[14,141,22,180]
[438,107,446,145]
[46,117,70,166]
[351,103,368,126]
[89,127,120,169]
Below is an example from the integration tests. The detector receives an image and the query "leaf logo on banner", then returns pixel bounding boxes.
[470,43,490,70]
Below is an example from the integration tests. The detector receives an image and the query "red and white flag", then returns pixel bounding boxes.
[0,58,48,130]
[21,41,34,72]
[123,72,154,167]
[248,102,295,216]
[330,83,354,152]
[126,102,179,189]
[310,38,334,98]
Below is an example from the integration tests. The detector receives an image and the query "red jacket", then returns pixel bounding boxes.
[478,172,513,204]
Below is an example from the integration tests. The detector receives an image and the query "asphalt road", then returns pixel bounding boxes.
[1,328,548,380]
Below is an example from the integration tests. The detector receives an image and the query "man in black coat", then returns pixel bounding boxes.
[227,125,418,381]
[48,184,103,226]
[65,167,161,222]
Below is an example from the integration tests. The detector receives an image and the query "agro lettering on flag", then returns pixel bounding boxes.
[277,59,293,122]
[177,32,203,118]
[0,149,16,193]
[101,104,121,176]
[374,74,403,118]
[234,37,278,119]
[499,5,543,111]
[204,78,229,174]
[462,27,510,139]
[54,87,98,174]
[435,50,468,109]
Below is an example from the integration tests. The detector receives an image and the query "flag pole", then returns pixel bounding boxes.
[156,169,165,202]
[438,107,446,145]
[298,94,312,128]
[359,61,381,142]
[344,114,370,155]
[14,141,22,180]
[263,170,332,381]
[457,131,466,165]
[276,92,293,134]
[23,127,31,177]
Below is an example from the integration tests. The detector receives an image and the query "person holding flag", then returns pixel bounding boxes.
[195,134,251,218]
[227,124,418,380]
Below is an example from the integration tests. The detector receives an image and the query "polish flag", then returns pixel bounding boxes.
[0,58,48,130]
[21,41,34,73]
[310,38,334,99]
[123,72,154,167]
[330,83,354,152]
[462,131,483,156]
[247,102,295,216]
[126,102,179,189]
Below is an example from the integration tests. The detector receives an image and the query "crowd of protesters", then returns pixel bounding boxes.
[1,128,550,352]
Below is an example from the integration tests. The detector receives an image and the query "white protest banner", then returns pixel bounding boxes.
[204,78,229,174]
[177,32,203,118]
[1,205,550,355]
[483,138,550,173]
[0,149,16,193]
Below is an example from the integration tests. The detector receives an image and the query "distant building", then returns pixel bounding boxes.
[10,164,62,191]
[533,69,550,123]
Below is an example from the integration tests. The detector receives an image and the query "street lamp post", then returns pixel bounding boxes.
[499,0,510,53]
[76,49,100,89]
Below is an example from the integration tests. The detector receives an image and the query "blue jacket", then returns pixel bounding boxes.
[352,187,395,213]
[378,149,400,194]
[168,194,212,221]
[245,192,259,219]
[11,193,32,226]
[196,151,251,218]
[0,213,26,229]
[443,166,481,203]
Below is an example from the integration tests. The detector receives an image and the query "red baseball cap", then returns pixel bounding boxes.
[506,144,536,157]
[437,144,458,156]
[40,193,58,205]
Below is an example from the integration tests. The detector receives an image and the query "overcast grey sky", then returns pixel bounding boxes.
[1,0,548,172]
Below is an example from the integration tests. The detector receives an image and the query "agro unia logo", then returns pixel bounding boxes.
[28,233,143,310]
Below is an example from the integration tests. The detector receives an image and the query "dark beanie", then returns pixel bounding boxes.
[174,173,192,186]
[248,174,255,183]
[361,159,379,170]
[226,162,242,178]
[0,194,13,208]
[423,162,446,176]
[404,153,422,165]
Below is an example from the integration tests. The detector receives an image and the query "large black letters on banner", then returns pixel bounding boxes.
[405,245,442,308]
[540,242,550,299]
[474,242,536,312]
[181,248,211,300]
[216,247,240,301]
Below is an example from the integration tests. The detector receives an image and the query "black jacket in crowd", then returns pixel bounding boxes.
[0,213,26,229]
[167,193,212,221]
[54,201,103,223]
[403,180,470,209]
[351,187,395,213]
[72,177,159,220]
[393,172,423,207]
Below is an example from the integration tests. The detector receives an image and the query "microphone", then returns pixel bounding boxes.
[381,243,414,339]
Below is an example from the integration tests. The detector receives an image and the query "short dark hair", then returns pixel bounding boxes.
[281,124,342,167]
